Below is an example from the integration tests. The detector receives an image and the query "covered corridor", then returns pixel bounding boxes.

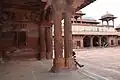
[73,35,117,49]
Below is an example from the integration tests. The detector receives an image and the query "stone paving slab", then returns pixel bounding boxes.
[0,60,95,80]
[74,47,120,80]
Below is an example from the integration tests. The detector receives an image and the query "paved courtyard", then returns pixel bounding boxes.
[0,47,120,80]
[75,46,120,80]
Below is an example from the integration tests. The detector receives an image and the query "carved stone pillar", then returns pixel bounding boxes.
[39,25,46,60]
[90,36,93,47]
[50,11,64,72]
[45,25,53,59]
[64,12,73,69]
[64,1,76,69]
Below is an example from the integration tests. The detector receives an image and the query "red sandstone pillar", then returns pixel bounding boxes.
[64,1,76,69]
[64,11,74,69]
[50,11,64,72]
[45,25,53,59]
[38,25,46,60]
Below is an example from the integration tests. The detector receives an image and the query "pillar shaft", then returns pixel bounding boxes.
[39,26,46,60]
[45,26,53,59]
[63,0,75,68]
[99,37,102,47]
[90,37,93,47]
[80,37,84,48]
[64,11,73,68]
[64,12,72,58]
[54,12,63,58]
[51,11,64,72]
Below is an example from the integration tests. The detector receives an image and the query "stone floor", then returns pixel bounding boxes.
[0,47,120,80]
[75,46,120,80]
[0,60,96,80]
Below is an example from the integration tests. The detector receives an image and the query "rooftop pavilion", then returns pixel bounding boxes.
[99,12,117,27]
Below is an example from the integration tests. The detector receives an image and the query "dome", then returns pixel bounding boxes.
[101,12,114,19]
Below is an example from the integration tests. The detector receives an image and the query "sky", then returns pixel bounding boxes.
[81,0,120,27]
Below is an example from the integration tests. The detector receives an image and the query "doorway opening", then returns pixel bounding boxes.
[83,36,90,47]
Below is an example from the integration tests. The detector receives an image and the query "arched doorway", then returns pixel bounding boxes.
[93,36,99,47]
[83,36,90,47]
[101,36,108,46]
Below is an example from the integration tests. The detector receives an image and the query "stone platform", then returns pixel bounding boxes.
[0,60,98,80]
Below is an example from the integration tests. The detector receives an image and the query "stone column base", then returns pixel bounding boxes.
[65,57,77,70]
[50,58,65,73]
[50,57,77,73]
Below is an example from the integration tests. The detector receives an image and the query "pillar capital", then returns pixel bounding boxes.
[52,0,65,13]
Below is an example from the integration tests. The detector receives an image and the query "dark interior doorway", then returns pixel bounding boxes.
[93,36,99,47]
[14,31,26,48]
[101,36,107,46]
[111,40,114,45]
[83,36,90,47]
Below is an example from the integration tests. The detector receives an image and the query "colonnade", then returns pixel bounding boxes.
[50,0,76,72]
[74,35,118,49]
[38,23,53,60]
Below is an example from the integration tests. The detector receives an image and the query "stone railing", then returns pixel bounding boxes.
[71,25,117,32]
[52,25,118,36]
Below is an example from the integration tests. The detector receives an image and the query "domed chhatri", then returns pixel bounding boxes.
[100,12,117,21]
[99,12,117,27]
